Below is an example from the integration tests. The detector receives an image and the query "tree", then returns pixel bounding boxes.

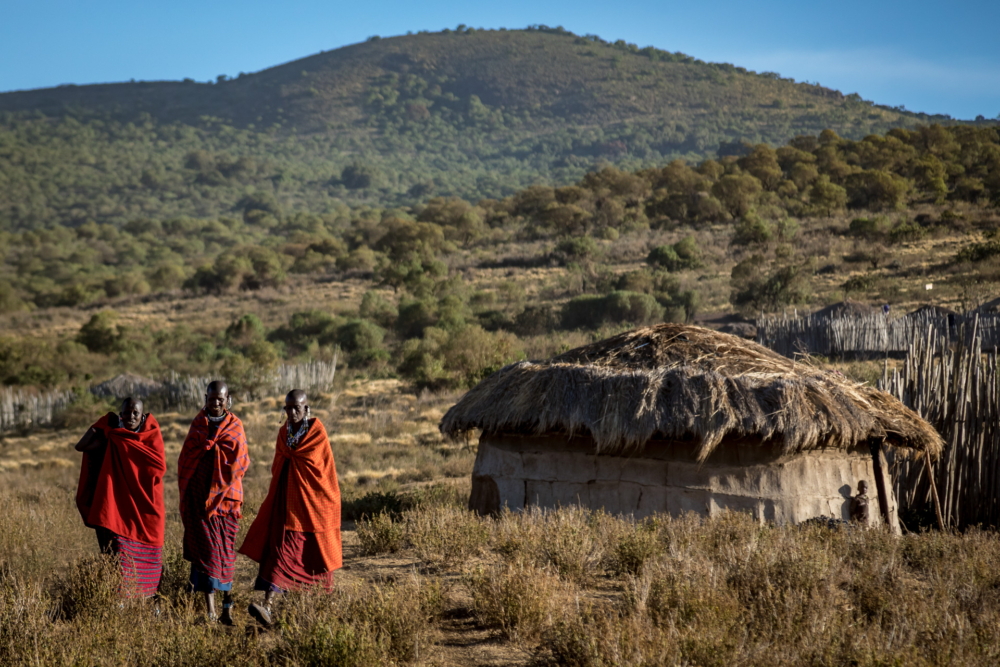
[341,162,380,189]
[738,145,783,190]
[730,256,812,314]
[712,174,762,217]
[808,175,848,216]
[845,170,910,210]
[76,311,121,354]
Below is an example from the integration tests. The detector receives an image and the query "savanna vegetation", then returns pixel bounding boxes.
[4,397,1000,667]
[2,122,1000,395]
[2,25,987,231]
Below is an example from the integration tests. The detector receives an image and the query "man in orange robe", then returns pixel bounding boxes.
[75,397,166,598]
[177,381,250,624]
[238,389,341,627]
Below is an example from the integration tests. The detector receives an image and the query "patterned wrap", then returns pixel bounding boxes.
[238,418,342,578]
[96,527,162,598]
[177,410,250,520]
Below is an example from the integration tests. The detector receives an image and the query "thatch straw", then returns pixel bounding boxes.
[440,324,943,461]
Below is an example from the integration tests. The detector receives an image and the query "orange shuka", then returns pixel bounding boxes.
[238,418,341,572]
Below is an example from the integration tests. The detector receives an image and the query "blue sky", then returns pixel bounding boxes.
[2,0,999,120]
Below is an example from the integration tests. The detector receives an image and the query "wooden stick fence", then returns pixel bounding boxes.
[879,318,1000,528]
[757,310,1000,359]
[0,357,339,434]
[0,387,74,433]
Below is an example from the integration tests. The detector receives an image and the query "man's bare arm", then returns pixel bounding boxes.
[75,427,103,452]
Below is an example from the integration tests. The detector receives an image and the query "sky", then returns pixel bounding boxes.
[2,0,999,120]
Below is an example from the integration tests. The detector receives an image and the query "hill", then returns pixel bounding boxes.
[0,26,956,231]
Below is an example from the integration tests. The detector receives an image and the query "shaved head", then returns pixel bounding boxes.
[205,380,230,418]
[120,396,143,412]
[207,380,229,395]
[284,389,309,428]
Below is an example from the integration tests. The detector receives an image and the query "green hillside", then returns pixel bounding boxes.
[0,26,959,231]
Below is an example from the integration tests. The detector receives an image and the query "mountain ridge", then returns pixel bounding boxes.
[0,27,982,230]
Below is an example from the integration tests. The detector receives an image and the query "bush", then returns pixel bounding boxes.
[730,255,812,315]
[467,561,561,643]
[646,235,701,271]
[76,311,121,354]
[848,215,891,239]
[956,240,1000,264]
[405,506,490,566]
[561,291,666,329]
[357,512,406,555]
[336,319,389,365]
[554,236,599,263]
[731,210,779,247]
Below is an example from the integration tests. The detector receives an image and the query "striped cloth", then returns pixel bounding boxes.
[96,527,162,598]
[254,459,335,593]
[180,415,245,592]
[185,512,240,592]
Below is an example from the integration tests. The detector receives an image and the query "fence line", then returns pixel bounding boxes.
[757,310,1000,359]
[879,319,1000,528]
[0,357,338,433]
[0,387,74,433]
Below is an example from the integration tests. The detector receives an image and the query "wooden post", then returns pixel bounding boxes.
[868,438,893,527]
[924,453,946,531]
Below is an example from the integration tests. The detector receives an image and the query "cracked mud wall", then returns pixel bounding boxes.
[470,433,898,531]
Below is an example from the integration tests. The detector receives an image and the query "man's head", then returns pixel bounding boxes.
[205,380,230,418]
[857,480,868,495]
[284,389,308,427]
[120,397,144,431]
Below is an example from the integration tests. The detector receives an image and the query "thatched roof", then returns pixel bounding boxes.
[440,324,942,461]
[91,373,163,399]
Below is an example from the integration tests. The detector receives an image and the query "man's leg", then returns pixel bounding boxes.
[219,591,234,625]
[204,591,216,620]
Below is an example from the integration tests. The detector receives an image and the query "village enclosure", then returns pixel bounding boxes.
[443,324,942,531]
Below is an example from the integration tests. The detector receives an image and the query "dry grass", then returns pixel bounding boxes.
[4,379,1000,666]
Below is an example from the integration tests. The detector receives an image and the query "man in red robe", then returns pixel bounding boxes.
[177,381,250,624]
[238,389,342,627]
[75,397,166,598]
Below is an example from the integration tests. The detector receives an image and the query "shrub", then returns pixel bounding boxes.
[731,212,774,246]
[848,215,891,239]
[76,311,121,354]
[405,506,490,566]
[646,235,701,271]
[336,319,389,365]
[343,491,405,521]
[888,219,928,244]
[607,520,662,576]
[467,561,561,643]
[956,240,1000,264]
[561,291,666,329]
[359,291,398,328]
[554,236,599,263]
[730,255,812,315]
[357,512,406,555]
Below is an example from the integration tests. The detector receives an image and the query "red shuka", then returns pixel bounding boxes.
[177,410,250,519]
[76,413,167,546]
[238,418,342,572]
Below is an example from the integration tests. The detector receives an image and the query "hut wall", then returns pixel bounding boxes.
[470,434,898,531]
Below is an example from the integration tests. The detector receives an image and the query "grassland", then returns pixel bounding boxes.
[3,376,1000,666]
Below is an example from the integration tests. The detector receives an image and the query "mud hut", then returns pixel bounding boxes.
[441,324,942,531]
